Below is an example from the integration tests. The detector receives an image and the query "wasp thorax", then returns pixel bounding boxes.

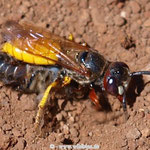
[78,51,107,75]
[103,62,131,96]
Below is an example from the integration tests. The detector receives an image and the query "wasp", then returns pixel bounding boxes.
[1,20,150,129]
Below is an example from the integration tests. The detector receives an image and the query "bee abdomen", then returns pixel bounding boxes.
[0,53,61,93]
[0,58,26,85]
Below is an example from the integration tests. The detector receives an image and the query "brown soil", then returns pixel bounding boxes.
[0,0,150,150]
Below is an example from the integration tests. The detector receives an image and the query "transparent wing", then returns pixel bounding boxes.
[1,20,93,76]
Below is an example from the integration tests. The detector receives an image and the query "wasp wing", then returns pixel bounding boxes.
[1,20,92,76]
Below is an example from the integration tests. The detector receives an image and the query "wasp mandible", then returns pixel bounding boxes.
[1,20,150,128]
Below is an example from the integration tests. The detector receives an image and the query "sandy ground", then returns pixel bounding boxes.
[0,0,150,150]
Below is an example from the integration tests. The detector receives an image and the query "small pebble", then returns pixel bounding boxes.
[105,14,115,26]
[60,121,65,127]
[97,23,107,34]
[64,134,70,139]
[2,124,12,131]
[130,1,141,13]
[57,133,65,141]
[0,117,5,127]
[14,138,26,150]
[145,2,150,11]
[141,128,150,138]
[126,128,141,140]
[130,22,141,32]
[106,0,115,5]
[70,128,79,137]
[114,15,126,26]
[73,123,80,130]
[120,11,126,18]
[113,101,121,111]
[79,0,88,8]
[61,110,68,118]
[69,116,75,123]
[143,19,150,27]
[88,132,93,137]
[91,8,103,26]
[138,110,145,118]
[48,132,56,142]
[12,128,22,137]
[144,11,150,18]
[73,137,80,144]
[78,9,91,26]
[63,125,69,135]
[56,113,63,121]
[128,140,138,150]
[117,2,124,9]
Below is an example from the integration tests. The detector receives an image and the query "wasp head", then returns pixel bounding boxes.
[101,61,150,114]
[103,62,131,99]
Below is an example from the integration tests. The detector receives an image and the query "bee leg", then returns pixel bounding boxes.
[89,88,101,110]
[35,81,58,131]
[62,76,71,87]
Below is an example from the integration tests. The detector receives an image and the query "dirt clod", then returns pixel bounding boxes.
[70,127,79,137]
[141,128,150,138]
[130,1,141,13]
[143,18,150,27]
[114,15,126,26]
[126,128,142,140]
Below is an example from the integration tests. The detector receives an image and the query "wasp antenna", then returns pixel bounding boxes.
[130,71,150,77]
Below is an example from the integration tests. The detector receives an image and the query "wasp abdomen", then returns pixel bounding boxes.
[2,42,58,65]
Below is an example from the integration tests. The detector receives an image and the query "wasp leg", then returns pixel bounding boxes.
[118,90,129,121]
[35,81,58,130]
[89,88,101,110]
[68,34,74,41]
[122,91,129,121]
[62,76,71,87]
[68,33,88,47]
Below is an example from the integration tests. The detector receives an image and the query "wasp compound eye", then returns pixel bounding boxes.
[110,62,129,82]
[79,51,88,63]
